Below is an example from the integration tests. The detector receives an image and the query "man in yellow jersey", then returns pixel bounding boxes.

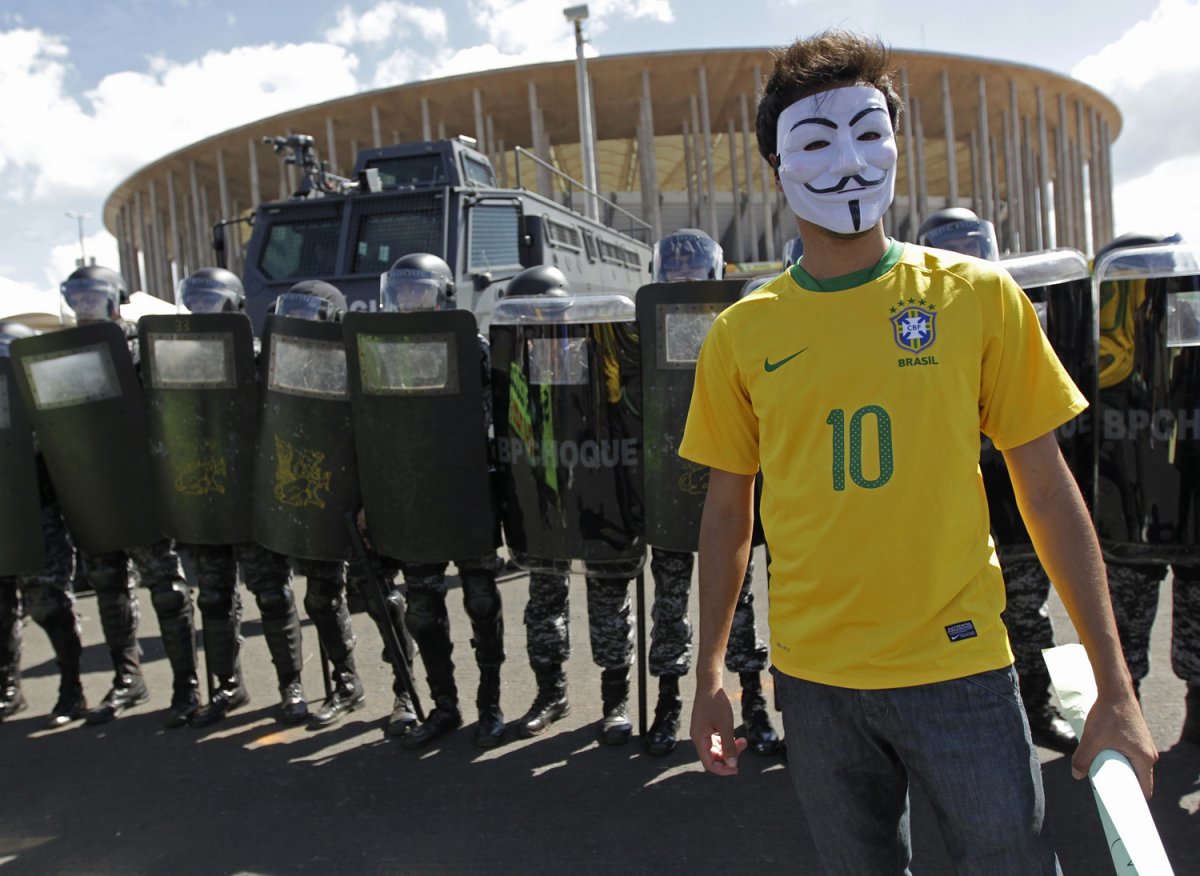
[682,30,1156,873]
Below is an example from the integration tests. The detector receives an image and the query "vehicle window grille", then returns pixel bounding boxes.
[351,196,444,275]
[469,204,522,272]
[258,217,341,281]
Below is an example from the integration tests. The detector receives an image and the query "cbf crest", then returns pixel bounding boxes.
[890,298,937,353]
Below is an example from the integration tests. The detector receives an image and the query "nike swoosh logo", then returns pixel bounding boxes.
[764,348,807,372]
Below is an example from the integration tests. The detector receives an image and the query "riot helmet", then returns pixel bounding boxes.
[0,321,36,358]
[917,208,999,261]
[178,267,245,313]
[60,265,128,323]
[652,229,724,282]
[502,264,570,298]
[270,280,347,322]
[1094,230,1184,263]
[380,253,455,313]
[782,235,804,268]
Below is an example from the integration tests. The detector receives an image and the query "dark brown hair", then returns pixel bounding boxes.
[756,30,902,165]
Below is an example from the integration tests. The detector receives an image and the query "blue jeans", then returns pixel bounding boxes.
[774,665,1060,875]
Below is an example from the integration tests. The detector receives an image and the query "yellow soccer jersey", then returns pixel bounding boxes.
[680,243,1087,689]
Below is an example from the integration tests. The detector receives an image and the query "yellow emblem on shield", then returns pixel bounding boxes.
[273,435,333,508]
[173,440,227,496]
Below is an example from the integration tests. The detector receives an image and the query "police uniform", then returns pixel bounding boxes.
[187,541,308,727]
[0,489,86,726]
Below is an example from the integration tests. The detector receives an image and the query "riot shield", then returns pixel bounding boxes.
[635,280,743,552]
[983,249,1097,561]
[491,295,644,576]
[344,310,498,563]
[252,316,359,561]
[9,322,160,553]
[1092,243,1200,564]
[0,356,45,574]
[139,313,257,545]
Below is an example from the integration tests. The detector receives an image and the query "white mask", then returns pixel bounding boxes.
[776,84,898,235]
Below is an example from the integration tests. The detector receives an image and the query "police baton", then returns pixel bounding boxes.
[636,569,648,737]
[344,514,426,722]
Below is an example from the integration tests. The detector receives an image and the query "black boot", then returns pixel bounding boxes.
[475,666,505,748]
[399,703,463,750]
[386,691,418,737]
[1183,684,1200,746]
[46,679,86,729]
[190,674,251,728]
[741,672,780,755]
[399,589,461,749]
[600,666,632,746]
[153,584,201,729]
[309,666,366,729]
[42,611,86,728]
[0,670,25,721]
[257,586,308,726]
[277,680,309,727]
[86,673,149,724]
[517,665,570,738]
[644,674,682,757]
[1020,669,1078,754]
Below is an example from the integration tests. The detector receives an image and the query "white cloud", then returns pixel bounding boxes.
[465,0,672,58]
[0,28,361,203]
[1072,0,1200,180]
[1072,0,1200,245]
[1072,0,1200,93]
[1112,154,1200,243]
[46,230,121,291]
[325,1,448,46]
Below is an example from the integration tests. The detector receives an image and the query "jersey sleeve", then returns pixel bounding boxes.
[979,272,1088,451]
[679,313,760,475]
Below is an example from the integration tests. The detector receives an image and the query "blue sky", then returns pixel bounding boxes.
[1,0,1196,293]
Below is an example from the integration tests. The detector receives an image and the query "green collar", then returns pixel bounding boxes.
[789,239,905,292]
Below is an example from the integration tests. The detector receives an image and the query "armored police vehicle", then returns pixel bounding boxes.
[230,135,652,332]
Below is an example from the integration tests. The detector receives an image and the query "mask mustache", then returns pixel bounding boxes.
[804,172,887,195]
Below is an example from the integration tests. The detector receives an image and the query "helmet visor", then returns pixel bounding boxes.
[653,235,723,282]
[272,292,334,322]
[178,276,237,313]
[380,268,444,313]
[922,219,999,261]
[61,277,120,321]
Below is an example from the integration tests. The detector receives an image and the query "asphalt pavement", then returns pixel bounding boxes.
[0,548,1196,874]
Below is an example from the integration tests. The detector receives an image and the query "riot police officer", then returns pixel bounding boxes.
[918,211,1076,752]
[497,265,640,746]
[366,253,506,749]
[916,206,1000,260]
[0,321,86,726]
[58,265,200,727]
[262,280,369,729]
[170,269,310,728]
[642,230,777,757]
[1095,231,1200,746]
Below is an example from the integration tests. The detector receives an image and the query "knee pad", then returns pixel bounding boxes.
[87,559,130,595]
[255,585,294,621]
[150,581,190,618]
[461,574,501,624]
[24,585,73,628]
[404,589,446,640]
[303,585,343,620]
[197,585,234,619]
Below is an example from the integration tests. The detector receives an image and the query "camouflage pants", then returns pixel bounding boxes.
[0,503,79,675]
[647,546,767,677]
[1108,562,1200,685]
[524,564,633,670]
[998,557,1057,679]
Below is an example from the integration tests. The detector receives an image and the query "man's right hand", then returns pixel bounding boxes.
[690,684,748,776]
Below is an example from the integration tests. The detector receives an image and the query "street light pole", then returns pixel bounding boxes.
[564,5,599,221]
[65,211,90,265]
